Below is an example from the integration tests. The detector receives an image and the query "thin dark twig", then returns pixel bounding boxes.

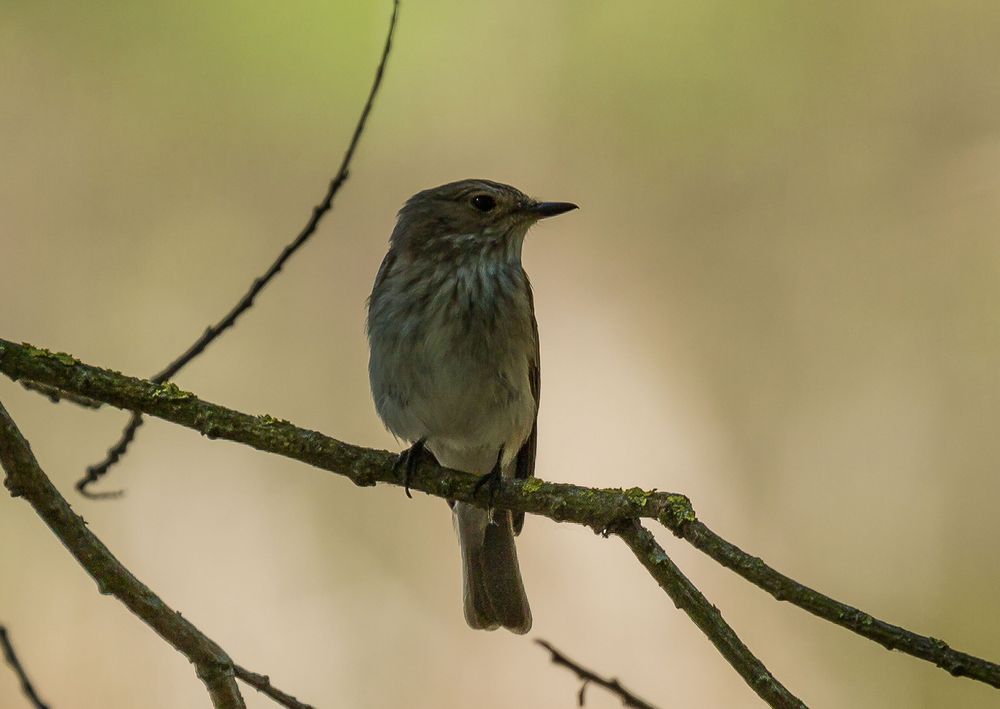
[235,665,314,709]
[20,379,102,409]
[77,0,401,498]
[77,412,142,500]
[0,626,50,709]
[5,340,1000,695]
[615,522,806,709]
[536,639,659,709]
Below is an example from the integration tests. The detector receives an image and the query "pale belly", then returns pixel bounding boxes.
[370,328,535,469]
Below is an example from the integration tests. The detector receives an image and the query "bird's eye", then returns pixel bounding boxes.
[470,194,496,212]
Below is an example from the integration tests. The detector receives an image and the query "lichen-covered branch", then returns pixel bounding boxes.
[616,522,805,708]
[0,340,696,533]
[677,520,1000,688]
[0,399,309,709]
[3,338,1000,697]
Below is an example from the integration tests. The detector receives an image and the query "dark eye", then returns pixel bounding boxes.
[471,194,496,212]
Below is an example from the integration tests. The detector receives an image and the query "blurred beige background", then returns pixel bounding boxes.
[3,1,1000,707]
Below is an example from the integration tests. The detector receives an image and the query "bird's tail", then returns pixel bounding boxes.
[454,501,531,634]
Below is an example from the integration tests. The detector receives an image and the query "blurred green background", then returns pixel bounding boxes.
[3,1,1000,706]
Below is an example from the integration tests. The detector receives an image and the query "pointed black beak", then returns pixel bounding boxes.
[529,201,579,219]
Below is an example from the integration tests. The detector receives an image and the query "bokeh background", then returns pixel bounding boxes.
[3,1,1000,707]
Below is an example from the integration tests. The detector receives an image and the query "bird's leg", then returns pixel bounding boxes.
[394,438,427,499]
[473,447,505,516]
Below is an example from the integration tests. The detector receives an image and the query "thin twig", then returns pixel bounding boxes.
[3,339,1000,695]
[616,522,806,708]
[77,0,401,498]
[0,625,49,709]
[536,639,659,709]
[0,400,310,709]
[20,379,102,409]
[235,665,314,709]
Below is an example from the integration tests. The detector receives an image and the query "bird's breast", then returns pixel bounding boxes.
[368,258,537,448]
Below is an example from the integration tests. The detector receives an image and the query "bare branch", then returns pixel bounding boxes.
[536,639,659,709]
[234,665,314,709]
[78,0,401,497]
[0,625,49,709]
[3,339,1000,697]
[0,398,244,707]
[616,522,805,708]
[0,398,310,709]
[675,519,999,686]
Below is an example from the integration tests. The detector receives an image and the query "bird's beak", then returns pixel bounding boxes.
[527,201,579,219]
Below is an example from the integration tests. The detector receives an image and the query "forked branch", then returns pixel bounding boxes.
[536,639,660,709]
[0,401,317,709]
[4,338,1000,705]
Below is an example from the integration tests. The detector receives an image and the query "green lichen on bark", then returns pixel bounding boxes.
[657,493,697,532]
[152,382,194,400]
[520,477,544,494]
[0,337,691,531]
[4,337,1000,694]
[7,343,78,370]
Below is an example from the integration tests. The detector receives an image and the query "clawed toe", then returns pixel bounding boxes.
[395,438,427,498]
[473,447,505,508]
[473,469,502,501]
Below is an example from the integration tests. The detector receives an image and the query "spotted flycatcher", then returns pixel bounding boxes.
[367,179,577,633]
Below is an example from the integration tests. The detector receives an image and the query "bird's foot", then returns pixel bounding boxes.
[473,448,505,515]
[394,438,427,499]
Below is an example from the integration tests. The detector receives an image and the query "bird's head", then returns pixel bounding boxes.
[391,179,577,263]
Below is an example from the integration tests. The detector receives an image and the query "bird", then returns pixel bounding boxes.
[366,179,577,633]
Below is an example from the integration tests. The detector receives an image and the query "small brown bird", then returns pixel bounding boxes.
[366,179,577,633]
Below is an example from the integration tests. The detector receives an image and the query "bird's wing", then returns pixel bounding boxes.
[512,288,540,536]
[370,248,397,295]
